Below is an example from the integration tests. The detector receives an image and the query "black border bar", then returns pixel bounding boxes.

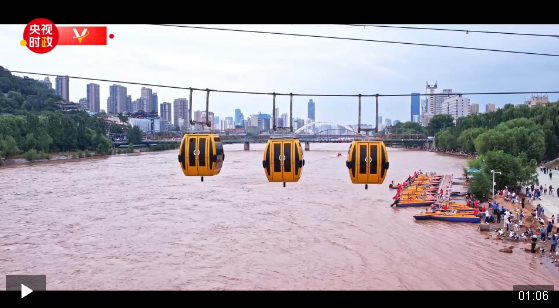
[1,290,557,301]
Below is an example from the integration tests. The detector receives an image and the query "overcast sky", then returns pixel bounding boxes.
[1,24,559,125]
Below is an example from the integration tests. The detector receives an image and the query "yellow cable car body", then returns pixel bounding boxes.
[262,138,305,187]
[345,140,389,189]
[178,133,224,181]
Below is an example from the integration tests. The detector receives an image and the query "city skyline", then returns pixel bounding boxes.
[3,24,559,124]
[51,77,519,128]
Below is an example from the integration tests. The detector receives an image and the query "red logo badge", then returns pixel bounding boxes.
[22,18,59,54]
[22,18,114,54]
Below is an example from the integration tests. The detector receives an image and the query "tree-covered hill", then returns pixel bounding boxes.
[0,65,63,113]
[0,66,114,162]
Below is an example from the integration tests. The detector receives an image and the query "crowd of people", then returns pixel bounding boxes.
[477,190,559,255]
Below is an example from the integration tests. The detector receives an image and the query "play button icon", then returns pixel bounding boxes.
[6,275,46,297]
[21,284,32,298]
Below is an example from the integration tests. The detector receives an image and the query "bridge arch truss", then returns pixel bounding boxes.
[294,121,357,134]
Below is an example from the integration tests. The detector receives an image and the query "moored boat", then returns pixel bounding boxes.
[397,200,436,207]
[413,211,481,223]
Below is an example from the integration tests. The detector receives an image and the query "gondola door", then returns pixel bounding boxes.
[186,136,198,176]
[368,143,379,184]
[197,136,209,176]
[348,143,357,183]
[270,141,283,182]
[282,141,294,182]
[356,142,369,183]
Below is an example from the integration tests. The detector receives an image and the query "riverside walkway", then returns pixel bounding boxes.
[534,169,559,227]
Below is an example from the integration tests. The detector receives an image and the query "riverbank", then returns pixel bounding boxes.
[401,147,477,159]
[0,147,177,168]
[481,193,559,277]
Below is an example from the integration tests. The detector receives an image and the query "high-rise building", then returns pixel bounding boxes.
[235,109,242,125]
[126,95,132,113]
[249,114,259,127]
[109,84,127,114]
[442,95,470,122]
[151,92,158,115]
[141,87,153,113]
[378,116,382,125]
[411,93,420,122]
[393,120,400,125]
[134,97,147,113]
[225,117,233,127]
[385,118,392,126]
[173,98,189,128]
[78,98,87,109]
[160,102,172,123]
[421,98,428,115]
[470,103,479,114]
[486,103,496,112]
[308,99,315,121]
[55,75,70,101]
[86,83,100,112]
[42,77,52,89]
[425,81,437,115]
[412,115,420,123]
[281,113,289,129]
[274,108,280,127]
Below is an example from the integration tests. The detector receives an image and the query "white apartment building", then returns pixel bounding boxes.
[442,95,470,122]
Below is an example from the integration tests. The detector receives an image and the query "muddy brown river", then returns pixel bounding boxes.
[1,144,558,290]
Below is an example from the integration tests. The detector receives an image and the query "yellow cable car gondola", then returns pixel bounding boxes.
[262,137,305,187]
[178,133,225,182]
[345,140,389,189]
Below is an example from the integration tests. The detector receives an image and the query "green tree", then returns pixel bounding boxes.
[24,133,37,151]
[127,126,143,144]
[36,132,53,152]
[118,113,128,124]
[110,123,124,134]
[434,128,458,150]
[47,112,64,151]
[62,116,77,151]
[427,114,454,136]
[0,135,20,159]
[391,121,427,135]
[0,77,12,93]
[474,118,545,162]
[127,142,134,153]
[457,127,485,153]
[468,172,492,200]
[92,133,113,155]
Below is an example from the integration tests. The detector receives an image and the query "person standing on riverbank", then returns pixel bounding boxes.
[522,197,525,209]
[551,234,557,253]
[547,221,554,237]
[531,235,538,253]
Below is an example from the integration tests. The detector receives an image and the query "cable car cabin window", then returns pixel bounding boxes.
[188,138,196,166]
[214,137,221,142]
[266,143,271,176]
[370,144,378,174]
[199,138,206,167]
[284,142,291,172]
[359,144,367,174]
[351,145,356,178]
[273,143,282,173]
[216,142,223,156]
[295,145,300,175]
[381,145,387,178]
[209,139,214,169]
[180,139,186,169]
